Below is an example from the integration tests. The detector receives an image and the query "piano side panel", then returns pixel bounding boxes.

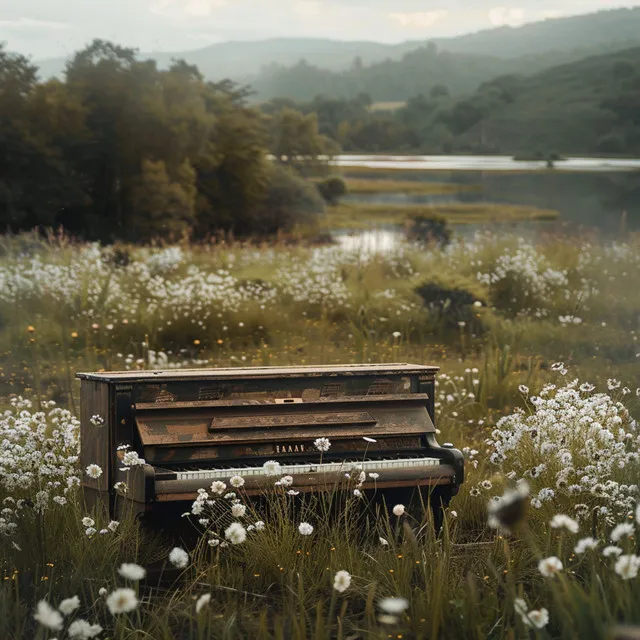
[80,379,112,509]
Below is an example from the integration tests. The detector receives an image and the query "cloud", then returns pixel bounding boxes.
[294,1,324,17]
[389,11,448,28]
[488,6,526,26]
[149,0,229,18]
[0,17,71,31]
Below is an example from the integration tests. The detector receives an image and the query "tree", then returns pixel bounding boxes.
[269,107,327,171]
[129,159,197,241]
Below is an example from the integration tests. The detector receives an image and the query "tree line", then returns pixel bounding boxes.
[0,40,335,242]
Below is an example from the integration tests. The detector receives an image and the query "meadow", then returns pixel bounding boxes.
[0,229,639,639]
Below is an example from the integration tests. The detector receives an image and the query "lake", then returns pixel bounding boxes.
[329,155,640,251]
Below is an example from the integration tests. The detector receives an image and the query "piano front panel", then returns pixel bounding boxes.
[134,398,435,464]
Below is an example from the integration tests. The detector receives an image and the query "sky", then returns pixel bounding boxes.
[1,0,639,60]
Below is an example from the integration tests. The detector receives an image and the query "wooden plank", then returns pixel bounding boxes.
[143,436,424,464]
[76,363,439,382]
[209,411,375,430]
[135,393,429,411]
[80,379,111,494]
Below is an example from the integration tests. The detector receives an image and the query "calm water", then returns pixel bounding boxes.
[334,154,640,172]
[329,154,640,252]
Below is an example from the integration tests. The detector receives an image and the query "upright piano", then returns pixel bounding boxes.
[77,364,464,520]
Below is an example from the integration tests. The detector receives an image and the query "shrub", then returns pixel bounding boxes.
[407,214,452,246]
[483,374,640,523]
[415,273,486,330]
[316,175,348,206]
[247,166,325,234]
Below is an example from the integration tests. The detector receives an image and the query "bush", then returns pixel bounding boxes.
[247,166,325,234]
[415,273,486,330]
[407,214,452,246]
[316,175,348,205]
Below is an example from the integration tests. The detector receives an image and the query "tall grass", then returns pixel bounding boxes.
[0,230,638,638]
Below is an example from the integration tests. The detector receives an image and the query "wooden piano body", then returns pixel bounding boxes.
[77,364,464,520]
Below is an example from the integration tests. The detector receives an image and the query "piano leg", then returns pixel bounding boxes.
[425,486,453,534]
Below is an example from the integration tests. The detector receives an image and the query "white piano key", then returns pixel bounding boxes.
[174,457,440,482]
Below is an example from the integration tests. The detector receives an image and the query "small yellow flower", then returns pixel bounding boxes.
[193,339,201,345]
[71,331,79,338]
[27,325,35,333]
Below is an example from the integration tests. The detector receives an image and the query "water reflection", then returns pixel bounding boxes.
[339,165,640,233]
[335,154,640,172]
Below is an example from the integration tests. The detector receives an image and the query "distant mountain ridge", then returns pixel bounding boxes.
[33,6,640,92]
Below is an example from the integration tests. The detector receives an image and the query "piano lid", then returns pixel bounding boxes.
[76,363,439,383]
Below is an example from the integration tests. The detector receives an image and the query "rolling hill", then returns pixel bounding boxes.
[33,6,640,92]
[456,47,640,155]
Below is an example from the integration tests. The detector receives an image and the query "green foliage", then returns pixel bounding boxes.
[247,165,326,235]
[316,175,348,205]
[0,40,312,242]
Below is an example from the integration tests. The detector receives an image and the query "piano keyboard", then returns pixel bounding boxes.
[173,456,441,482]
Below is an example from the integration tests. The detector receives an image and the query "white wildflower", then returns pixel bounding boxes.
[392,504,405,517]
[34,600,63,631]
[333,570,351,592]
[314,437,331,452]
[81,517,95,528]
[574,537,598,554]
[195,593,211,614]
[229,475,245,488]
[526,609,550,629]
[263,460,282,476]
[58,595,80,615]
[603,546,623,558]
[106,588,138,614]
[538,556,563,578]
[550,514,579,534]
[231,503,246,518]
[225,522,247,545]
[118,563,146,581]
[298,522,314,535]
[67,619,103,638]
[85,464,102,479]
[611,522,634,542]
[210,480,227,495]
[379,597,409,614]
[614,555,640,580]
[169,547,189,569]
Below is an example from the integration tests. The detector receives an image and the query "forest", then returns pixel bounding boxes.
[0,41,334,242]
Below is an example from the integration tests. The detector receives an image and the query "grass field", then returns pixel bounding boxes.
[321,201,560,229]
[343,178,481,195]
[0,231,639,638]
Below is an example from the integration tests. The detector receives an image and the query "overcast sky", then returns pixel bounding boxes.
[1,0,639,60]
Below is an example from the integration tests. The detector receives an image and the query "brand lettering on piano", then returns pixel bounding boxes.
[275,444,306,454]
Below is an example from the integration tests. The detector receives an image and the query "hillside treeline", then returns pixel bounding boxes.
[264,48,640,156]
[0,41,333,242]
